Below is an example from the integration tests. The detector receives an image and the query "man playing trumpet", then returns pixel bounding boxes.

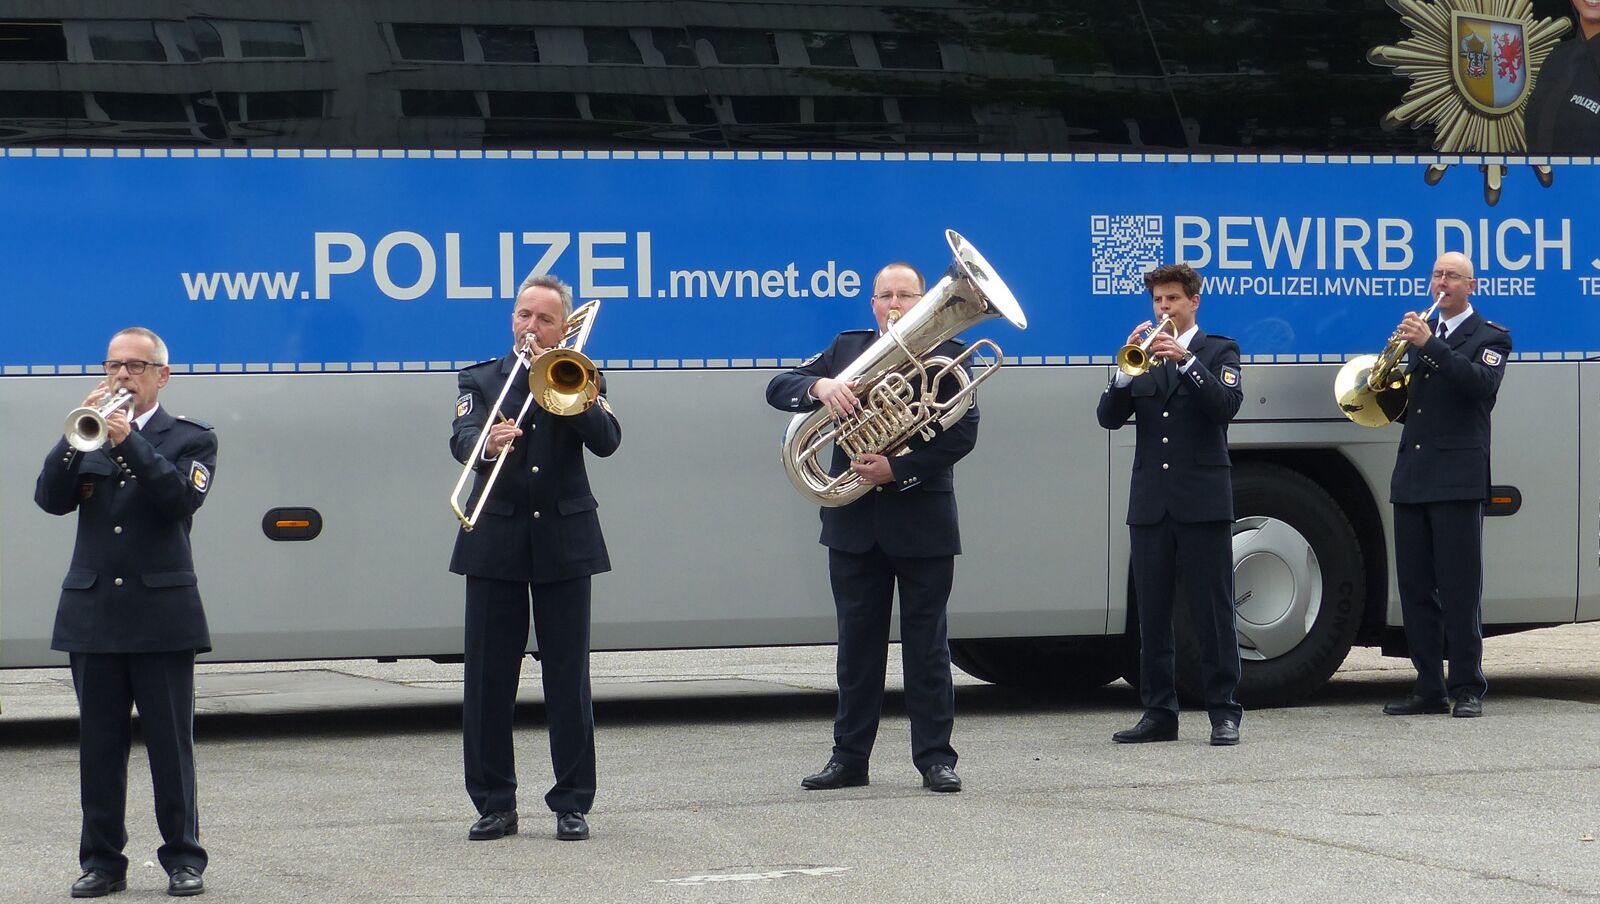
[1097,263,1244,746]
[37,327,216,898]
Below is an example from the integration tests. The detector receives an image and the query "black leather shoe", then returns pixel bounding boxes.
[1452,692,1483,718]
[70,870,126,898]
[800,761,869,790]
[922,763,962,793]
[1112,715,1178,744]
[468,810,518,840]
[1382,694,1450,716]
[167,866,204,897]
[1210,720,1241,746]
[556,811,589,841]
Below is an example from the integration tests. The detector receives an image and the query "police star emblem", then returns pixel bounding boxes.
[1369,0,1569,205]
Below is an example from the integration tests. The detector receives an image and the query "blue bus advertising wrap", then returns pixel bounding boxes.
[2,149,1595,371]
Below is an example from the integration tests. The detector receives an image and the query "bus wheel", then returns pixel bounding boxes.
[949,637,1130,694]
[1175,463,1365,708]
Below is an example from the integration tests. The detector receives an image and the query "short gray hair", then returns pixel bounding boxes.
[517,274,573,321]
[111,326,169,365]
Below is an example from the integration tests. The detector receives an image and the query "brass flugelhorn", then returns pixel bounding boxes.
[1116,316,1177,377]
[449,300,601,531]
[1333,292,1444,428]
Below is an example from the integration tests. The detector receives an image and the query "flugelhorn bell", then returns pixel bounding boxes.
[64,387,134,452]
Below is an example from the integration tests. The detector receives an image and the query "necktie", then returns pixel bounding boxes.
[1436,321,1449,341]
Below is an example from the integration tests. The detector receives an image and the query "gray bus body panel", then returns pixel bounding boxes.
[0,362,1590,668]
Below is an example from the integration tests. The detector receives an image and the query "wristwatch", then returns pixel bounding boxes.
[1179,349,1194,367]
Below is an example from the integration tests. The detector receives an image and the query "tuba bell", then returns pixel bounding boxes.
[1333,293,1443,428]
[781,229,1028,507]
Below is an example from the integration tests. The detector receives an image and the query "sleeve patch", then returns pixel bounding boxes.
[1221,366,1241,387]
[599,396,614,415]
[189,462,211,493]
[1481,349,1503,367]
[456,393,473,418]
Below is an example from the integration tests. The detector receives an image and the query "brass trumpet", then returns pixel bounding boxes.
[1333,293,1444,428]
[449,300,601,530]
[1116,316,1177,377]
[64,387,134,452]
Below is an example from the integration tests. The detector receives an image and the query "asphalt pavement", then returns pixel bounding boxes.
[1,625,1598,903]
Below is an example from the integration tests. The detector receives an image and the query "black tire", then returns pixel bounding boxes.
[949,636,1131,693]
[1170,463,1366,708]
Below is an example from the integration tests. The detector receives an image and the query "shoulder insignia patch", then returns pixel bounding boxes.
[189,461,211,493]
[1221,365,1241,387]
[800,351,822,367]
[1484,321,1509,333]
[1481,348,1504,367]
[456,393,473,418]
[840,328,874,335]
[174,415,214,430]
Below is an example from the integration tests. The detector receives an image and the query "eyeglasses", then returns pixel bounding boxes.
[1430,271,1470,282]
[102,359,156,375]
[873,291,922,302]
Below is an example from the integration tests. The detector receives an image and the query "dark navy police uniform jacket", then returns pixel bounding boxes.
[766,329,978,558]
[1391,312,1512,505]
[450,353,622,584]
[35,408,217,654]
[1095,330,1243,524]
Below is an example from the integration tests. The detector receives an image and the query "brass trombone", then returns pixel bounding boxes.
[1333,293,1444,428]
[449,300,602,530]
[1116,316,1177,377]
[64,387,134,452]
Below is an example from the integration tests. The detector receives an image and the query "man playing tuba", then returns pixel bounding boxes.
[766,262,977,794]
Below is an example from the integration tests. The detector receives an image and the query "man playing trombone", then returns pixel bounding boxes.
[450,275,619,842]
[37,327,215,898]
[766,261,977,794]
[1097,263,1244,746]
[1382,251,1511,719]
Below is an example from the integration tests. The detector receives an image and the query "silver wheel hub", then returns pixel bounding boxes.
[1231,516,1322,661]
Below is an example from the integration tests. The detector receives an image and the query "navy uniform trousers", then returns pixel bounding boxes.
[828,548,957,773]
[70,651,205,878]
[462,576,595,815]
[1392,502,1486,699]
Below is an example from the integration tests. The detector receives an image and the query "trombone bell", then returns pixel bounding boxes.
[529,348,599,416]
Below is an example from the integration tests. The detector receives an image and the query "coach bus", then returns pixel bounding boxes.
[1,0,1596,706]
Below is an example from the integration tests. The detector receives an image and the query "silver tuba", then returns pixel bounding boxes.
[781,229,1027,507]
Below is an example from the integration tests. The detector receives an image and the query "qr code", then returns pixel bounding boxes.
[1090,215,1164,295]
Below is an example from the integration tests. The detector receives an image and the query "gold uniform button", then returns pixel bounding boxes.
[532,511,542,519]
[113,578,124,587]
[113,526,123,534]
